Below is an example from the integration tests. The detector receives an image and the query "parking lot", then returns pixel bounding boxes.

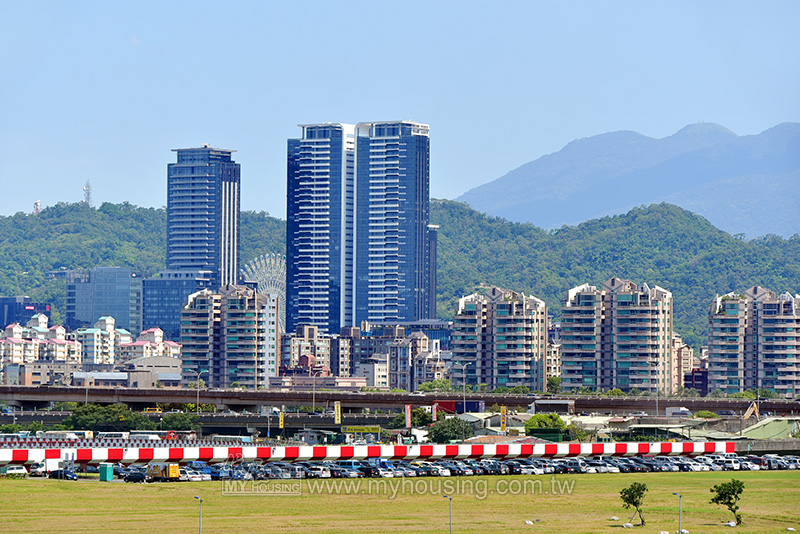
[10,452,796,483]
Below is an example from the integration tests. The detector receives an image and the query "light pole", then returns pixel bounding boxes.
[311,369,322,414]
[194,496,203,534]
[459,363,471,441]
[649,361,659,416]
[443,494,452,534]
[186,370,208,414]
[673,492,682,533]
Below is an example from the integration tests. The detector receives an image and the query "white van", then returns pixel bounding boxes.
[718,458,741,471]
[2,465,28,476]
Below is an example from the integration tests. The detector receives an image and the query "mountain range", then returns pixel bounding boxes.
[456,122,800,238]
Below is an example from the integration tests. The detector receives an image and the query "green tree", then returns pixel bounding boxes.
[388,407,433,429]
[524,414,565,436]
[62,404,156,433]
[710,479,745,525]
[606,388,626,397]
[417,379,452,392]
[694,410,720,419]
[620,482,648,526]
[427,418,473,443]
[159,413,201,431]
[546,376,561,394]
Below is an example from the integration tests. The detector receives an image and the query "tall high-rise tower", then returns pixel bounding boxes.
[167,144,241,287]
[286,124,356,333]
[286,121,436,334]
[355,121,434,324]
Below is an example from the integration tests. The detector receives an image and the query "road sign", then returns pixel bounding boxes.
[279,411,284,429]
[500,405,507,432]
[334,401,341,425]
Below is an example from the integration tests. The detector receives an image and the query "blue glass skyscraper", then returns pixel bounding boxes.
[166,144,240,287]
[354,121,433,324]
[286,121,435,334]
[142,145,240,338]
[286,124,356,333]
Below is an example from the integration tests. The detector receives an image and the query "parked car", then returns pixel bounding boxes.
[3,465,28,476]
[124,471,151,483]
[48,469,78,480]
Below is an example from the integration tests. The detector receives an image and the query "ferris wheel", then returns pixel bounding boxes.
[241,253,286,332]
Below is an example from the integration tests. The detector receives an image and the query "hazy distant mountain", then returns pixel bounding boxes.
[456,123,800,238]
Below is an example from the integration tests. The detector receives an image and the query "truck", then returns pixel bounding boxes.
[665,407,692,418]
[146,462,181,482]
[30,458,65,477]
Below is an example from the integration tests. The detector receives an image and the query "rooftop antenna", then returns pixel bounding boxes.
[83,180,93,207]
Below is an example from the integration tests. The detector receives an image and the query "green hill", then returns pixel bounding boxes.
[1,200,798,347]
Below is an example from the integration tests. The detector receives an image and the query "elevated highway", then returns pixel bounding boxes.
[0,385,797,416]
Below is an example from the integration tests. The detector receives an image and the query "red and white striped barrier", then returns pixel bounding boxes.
[0,441,734,466]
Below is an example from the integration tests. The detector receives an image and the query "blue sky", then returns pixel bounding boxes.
[1,1,798,219]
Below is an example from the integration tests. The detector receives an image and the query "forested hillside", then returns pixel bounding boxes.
[1,200,798,347]
[431,200,800,346]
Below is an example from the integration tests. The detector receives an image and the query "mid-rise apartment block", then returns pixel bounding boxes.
[451,287,549,391]
[388,331,446,391]
[74,316,132,366]
[708,286,799,398]
[560,278,673,394]
[0,315,81,381]
[118,327,182,363]
[181,285,278,389]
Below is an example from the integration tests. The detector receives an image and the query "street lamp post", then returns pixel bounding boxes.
[673,492,682,534]
[649,361,659,416]
[186,370,208,414]
[194,496,203,534]
[443,494,452,534]
[311,369,323,414]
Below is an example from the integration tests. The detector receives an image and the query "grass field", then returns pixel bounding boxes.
[1,471,798,533]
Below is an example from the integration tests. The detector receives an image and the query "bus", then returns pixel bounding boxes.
[37,431,83,440]
[208,435,253,443]
[96,432,130,440]
[129,430,197,441]
[0,432,30,441]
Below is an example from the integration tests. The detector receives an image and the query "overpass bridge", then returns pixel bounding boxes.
[0,410,396,439]
[0,385,797,416]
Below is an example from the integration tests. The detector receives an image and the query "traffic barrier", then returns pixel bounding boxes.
[0,441,734,465]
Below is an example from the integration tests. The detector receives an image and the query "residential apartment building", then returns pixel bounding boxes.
[180,285,277,389]
[387,331,446,391]
[356,355,389,389]
[118,327,182,363]
[286,121,436,334]
[0,315,81,384]
[708,286,799,398]
[74,316,132,366]
[450,287,549,391]
[671,332,694,393]
[336,325,407,377]
[560,278,673,394]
